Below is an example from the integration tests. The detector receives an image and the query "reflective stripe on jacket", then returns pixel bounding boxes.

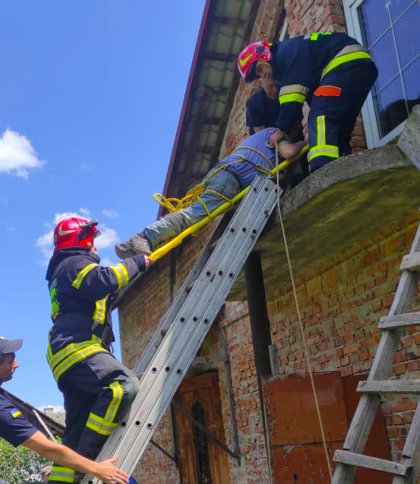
[45,248,144,381]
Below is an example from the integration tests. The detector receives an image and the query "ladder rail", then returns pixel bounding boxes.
[393,402,420,484]
[82,176,279,483]
[332,223,420,484]
[134,213,233,377]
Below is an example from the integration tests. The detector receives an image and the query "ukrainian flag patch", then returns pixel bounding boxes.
[10,408,22,418]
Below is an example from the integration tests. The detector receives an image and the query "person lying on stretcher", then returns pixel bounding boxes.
[115,128,305,259]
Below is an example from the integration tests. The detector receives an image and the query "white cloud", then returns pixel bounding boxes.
[53,211,87,225]
[0,129,43,178]
[95,226,118,249]
[35,228,55,265]
[102,209,119,219]
[36,210,119,265]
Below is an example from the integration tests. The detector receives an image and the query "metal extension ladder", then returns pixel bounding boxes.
[82,175,280,483]
[332,222,420,483]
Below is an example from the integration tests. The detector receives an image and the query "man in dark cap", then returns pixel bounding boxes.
[0,337,129,484]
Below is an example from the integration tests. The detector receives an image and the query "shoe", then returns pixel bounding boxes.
[115,233,152,259]
[129,233,152,256]
[115,241,137,259]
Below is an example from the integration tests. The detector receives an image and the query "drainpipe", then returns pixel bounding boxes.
[244,251,273,483]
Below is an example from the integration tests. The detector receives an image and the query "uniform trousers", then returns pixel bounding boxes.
[48,352,139,483]
[308,60,378,171]
[144,169,241,250]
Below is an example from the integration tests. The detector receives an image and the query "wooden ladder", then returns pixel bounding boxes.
[332,222,420,483]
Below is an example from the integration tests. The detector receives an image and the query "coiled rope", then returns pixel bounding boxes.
[153,146,277,215]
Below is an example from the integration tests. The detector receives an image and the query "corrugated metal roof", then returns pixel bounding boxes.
[6,391,64,438]
[158,0,259,217]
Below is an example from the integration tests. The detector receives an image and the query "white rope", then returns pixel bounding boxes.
[274,145,333,479]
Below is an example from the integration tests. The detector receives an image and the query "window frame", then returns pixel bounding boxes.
[279,17,288,41]
[343,0,408,147]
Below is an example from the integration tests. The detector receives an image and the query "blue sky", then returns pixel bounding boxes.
[0,0,206,407]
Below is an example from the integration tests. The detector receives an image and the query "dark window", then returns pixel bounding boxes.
[192,401,212,484]
[357,0,420,138]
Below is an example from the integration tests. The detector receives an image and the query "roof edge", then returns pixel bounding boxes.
[158,0,212,218]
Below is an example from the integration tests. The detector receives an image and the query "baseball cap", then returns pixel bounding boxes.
[0,337,23,355]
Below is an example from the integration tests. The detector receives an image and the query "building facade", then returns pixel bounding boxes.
[117,0,420,482]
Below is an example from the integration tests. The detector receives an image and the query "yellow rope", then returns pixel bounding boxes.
[153,184,206,212]
[153,145,282,214]
[149,145,308,262]
[274,145,333,479]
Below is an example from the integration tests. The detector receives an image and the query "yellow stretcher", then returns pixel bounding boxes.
[149,144,309,262]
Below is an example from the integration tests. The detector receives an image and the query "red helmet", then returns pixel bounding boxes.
[54,217,100,252]
[237,41,272,83]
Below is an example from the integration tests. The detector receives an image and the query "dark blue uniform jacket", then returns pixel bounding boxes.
[0,388,36,447]
[45,248,145,381]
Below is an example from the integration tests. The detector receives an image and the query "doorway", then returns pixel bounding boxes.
[174,371,229,483]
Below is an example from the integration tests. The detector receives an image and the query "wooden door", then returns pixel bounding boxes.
[174,371,229,484]
[264,372,392,484]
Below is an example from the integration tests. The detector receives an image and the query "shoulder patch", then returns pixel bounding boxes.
[9,408,22,418]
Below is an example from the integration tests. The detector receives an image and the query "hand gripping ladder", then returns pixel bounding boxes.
[332,222,420,483]
[82,175,280,483]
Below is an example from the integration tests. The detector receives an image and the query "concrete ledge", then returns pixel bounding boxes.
[398,105,420,170]
[229,144,420,300]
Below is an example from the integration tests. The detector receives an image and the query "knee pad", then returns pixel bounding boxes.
[123,375,140,404]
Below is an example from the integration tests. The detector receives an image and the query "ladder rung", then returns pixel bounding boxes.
[400,252,420,272]
[333,450,410,476]
[358,380,420,394]
[379,311,420,329]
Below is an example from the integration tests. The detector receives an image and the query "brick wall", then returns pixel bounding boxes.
[285,0,347,35]
[266,209,420,460]
[124,208,420,481]
[118,0,405,480]
[124,207,420,482]
[220,303,271,482]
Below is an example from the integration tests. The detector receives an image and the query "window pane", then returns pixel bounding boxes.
[387,0,416,21]
[355,0,419,142]
[402,59,420,103]
[191,401,212,484]
[369,32,398,89]
[376,77,405,136]
[359,0,389,46]
[394,3,420,67]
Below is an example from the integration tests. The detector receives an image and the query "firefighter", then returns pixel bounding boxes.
[237,32,378,172]
[45,217,152,483]
[0,337,129,484]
